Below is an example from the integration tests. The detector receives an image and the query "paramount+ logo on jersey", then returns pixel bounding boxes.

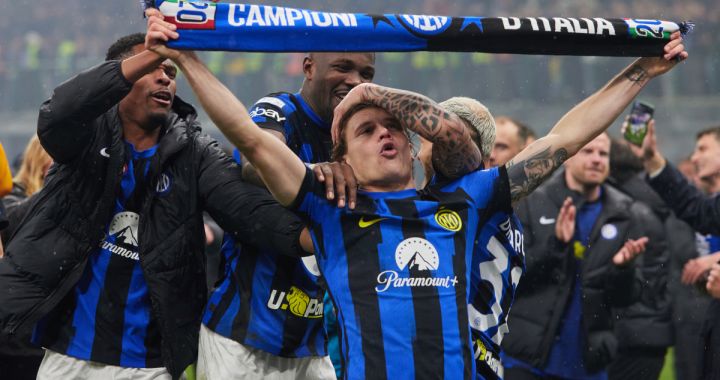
[375,237,459,293]
[267,286,323,318]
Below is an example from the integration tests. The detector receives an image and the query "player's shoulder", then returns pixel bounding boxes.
[252,92,294,110]
[249,92,297,126]
[453,166,502,188]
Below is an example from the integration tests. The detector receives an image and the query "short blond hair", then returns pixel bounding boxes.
[439,97,495,160]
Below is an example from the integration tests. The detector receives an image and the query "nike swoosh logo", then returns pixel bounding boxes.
[358,216,387,228]
[100,147,110,158]
[539,216,556,225]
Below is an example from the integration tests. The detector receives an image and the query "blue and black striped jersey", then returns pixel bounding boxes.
[202,92,330,357]
[34,143,161,368]
[292,165,511,380]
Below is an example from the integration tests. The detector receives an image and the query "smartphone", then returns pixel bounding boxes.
[624,101,655,146]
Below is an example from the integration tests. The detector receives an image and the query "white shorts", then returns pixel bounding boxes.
[37,349,172,380]
[197,324,336,380]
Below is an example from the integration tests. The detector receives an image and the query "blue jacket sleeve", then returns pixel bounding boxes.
[647,163,720,235]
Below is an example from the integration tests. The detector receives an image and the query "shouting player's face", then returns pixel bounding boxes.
[342,107,414,192]
[303,53,375,122]
[120,44,177,130]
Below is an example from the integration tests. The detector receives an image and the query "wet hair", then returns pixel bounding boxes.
[697,126,720,142]
[439,97,495,160]
[105,33,146,61]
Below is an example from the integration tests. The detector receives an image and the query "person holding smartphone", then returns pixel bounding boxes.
[628,119,720,378]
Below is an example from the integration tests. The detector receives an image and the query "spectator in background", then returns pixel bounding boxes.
[0,141,12,197]
[502,133,652,380]
[2,135,53,241]
[634,122,720,379]
[0,135,52,380]
[677,155,710,193]
[488,116,536,167]
[4,135,52,203]
[674,136,720,379]
[667,155,714,380]
[638,125,720,282]
[607,138,671,380]
[0,202,7,256]
[0,139,9,258]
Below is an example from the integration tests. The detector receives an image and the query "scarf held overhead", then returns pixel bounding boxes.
[146,0,691,56]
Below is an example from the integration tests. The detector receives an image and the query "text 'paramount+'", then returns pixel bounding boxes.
[375,271,459,293]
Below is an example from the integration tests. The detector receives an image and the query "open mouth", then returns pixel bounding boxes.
[151,90,172,106]
[334,89,349,102]
[380,141,398,158]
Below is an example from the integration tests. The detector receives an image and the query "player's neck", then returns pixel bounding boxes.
[362,177,416,193]
[122,121,161,151]
[298,87,329,123]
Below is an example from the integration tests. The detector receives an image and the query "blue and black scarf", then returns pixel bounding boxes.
[144,0,691,56]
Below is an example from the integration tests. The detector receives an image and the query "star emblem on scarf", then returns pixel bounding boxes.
[460,18,484,33]
[367,14,395,29]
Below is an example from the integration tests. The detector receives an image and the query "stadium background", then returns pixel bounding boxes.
[1,0,717,165]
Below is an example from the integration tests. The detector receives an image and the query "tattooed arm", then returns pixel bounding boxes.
[506,32,687,204]
[332,83,482,178]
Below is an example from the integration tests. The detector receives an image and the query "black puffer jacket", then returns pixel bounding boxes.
[1,182,30,243]
[0,60,305,378]
[609,173,672,348]
[502,170,647,372]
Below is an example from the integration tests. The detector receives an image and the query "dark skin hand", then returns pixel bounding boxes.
[312,161,358,209]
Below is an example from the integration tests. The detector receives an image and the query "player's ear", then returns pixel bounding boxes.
[302,55,314,80]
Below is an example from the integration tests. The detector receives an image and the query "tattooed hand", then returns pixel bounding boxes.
[630,31,687,82]
[332,83,482,179]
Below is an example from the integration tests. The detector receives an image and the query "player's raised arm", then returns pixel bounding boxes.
[505,31,687,204]
[145,8,306,206]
